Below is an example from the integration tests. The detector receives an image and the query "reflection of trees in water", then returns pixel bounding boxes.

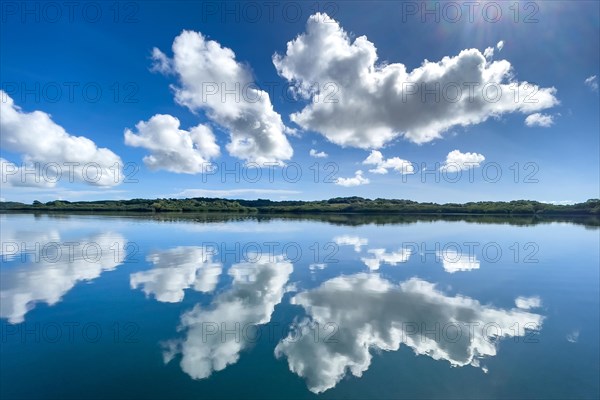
[32,212,596,228]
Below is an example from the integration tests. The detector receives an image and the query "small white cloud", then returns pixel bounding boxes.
[441,150,485,171]
[483,47,494,59]
[309,263,327,271]
[496,40,504,51]
[362,150,415,175]
[525,113,554,127]
[515,296,542,310]
[335,170,369,187]
[584,75,598,91]
[125,114,219,174]
[309,149,328,158]
[150,47,172,74]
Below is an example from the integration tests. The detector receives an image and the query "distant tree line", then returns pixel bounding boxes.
[1,197,599,216]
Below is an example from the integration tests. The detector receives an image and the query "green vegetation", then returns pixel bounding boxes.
[1,197,599,216]
[0,198,251,213]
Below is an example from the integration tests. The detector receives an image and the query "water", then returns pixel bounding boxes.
[1,213,598,399]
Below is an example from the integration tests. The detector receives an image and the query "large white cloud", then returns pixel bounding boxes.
[0,92,123,187]
[130,246,222,303]
[273,13,558,148]
[152,31,293,164]
[124,114,219,174]
[275,273,544,393]
[163,254,293,380]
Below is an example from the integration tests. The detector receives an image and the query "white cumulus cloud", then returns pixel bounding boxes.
[335,170,369,187]
[524,113,554,127]
[309,148,328,158]
[152,30,293,164]
[124,114,219,174]
[0,91,123,187]
[362,150,415,174]
[273,14,558,148]
[441,150,485,171]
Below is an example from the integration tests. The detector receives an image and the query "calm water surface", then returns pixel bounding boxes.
[1,213,598,399]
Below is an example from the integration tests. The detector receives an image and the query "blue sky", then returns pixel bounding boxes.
[1,1,599,203]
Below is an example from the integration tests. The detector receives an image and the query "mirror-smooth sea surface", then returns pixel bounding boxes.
[1,213,598,399]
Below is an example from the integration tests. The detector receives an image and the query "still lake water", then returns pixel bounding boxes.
[1,213,598,399]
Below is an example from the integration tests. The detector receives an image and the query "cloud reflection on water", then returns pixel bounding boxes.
[1,232,127,324]
[275,273,544,393]
[130,246,222,302]
[163,253,293,379]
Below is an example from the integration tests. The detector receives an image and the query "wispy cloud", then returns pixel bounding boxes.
[585,75,598,91]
